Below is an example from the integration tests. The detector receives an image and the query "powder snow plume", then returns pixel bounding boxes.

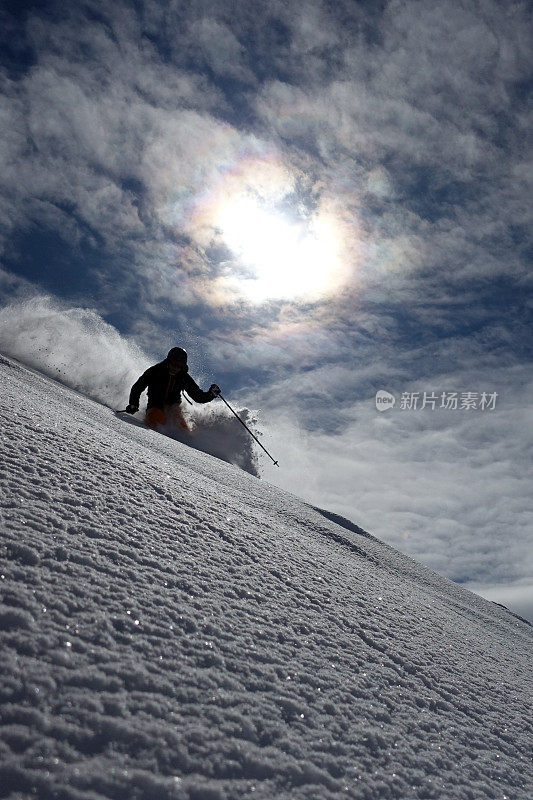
[180,403,260,476]
[0,295,147,408]
[122,405,260,477]
[0,295,260,475]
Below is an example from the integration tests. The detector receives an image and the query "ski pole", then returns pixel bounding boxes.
[218,392,279,467]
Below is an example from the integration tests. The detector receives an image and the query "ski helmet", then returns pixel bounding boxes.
[167,347,188,364]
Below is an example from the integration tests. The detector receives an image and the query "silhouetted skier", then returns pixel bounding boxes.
[125,347,220,429]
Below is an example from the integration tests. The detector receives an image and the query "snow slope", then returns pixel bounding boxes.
[0,354,531,800]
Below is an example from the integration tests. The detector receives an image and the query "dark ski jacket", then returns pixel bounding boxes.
[129,361,214,409]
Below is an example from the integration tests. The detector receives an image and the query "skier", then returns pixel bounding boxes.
[125,347,220,429]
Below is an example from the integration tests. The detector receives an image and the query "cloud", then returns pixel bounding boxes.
[466,582,533,625]
[255,357,533,593]
[1,0,529,372]
[253,0,533,298]
[189,18,255,83]
[0,0,530,342]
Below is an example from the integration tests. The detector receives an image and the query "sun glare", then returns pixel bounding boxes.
[215,197,343,303]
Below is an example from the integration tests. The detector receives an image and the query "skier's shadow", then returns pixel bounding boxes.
[114,411,147,430]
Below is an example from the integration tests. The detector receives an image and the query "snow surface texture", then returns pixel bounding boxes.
[0,354,531,800]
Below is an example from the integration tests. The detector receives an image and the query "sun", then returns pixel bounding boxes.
[214,196,344,303]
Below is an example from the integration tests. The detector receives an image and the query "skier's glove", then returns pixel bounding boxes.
[209,384,221,398]
[125,404,138,414]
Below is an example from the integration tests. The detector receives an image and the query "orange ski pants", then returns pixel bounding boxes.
[145,405,190,431]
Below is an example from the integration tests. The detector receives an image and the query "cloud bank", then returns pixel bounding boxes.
[257,364,533,616]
